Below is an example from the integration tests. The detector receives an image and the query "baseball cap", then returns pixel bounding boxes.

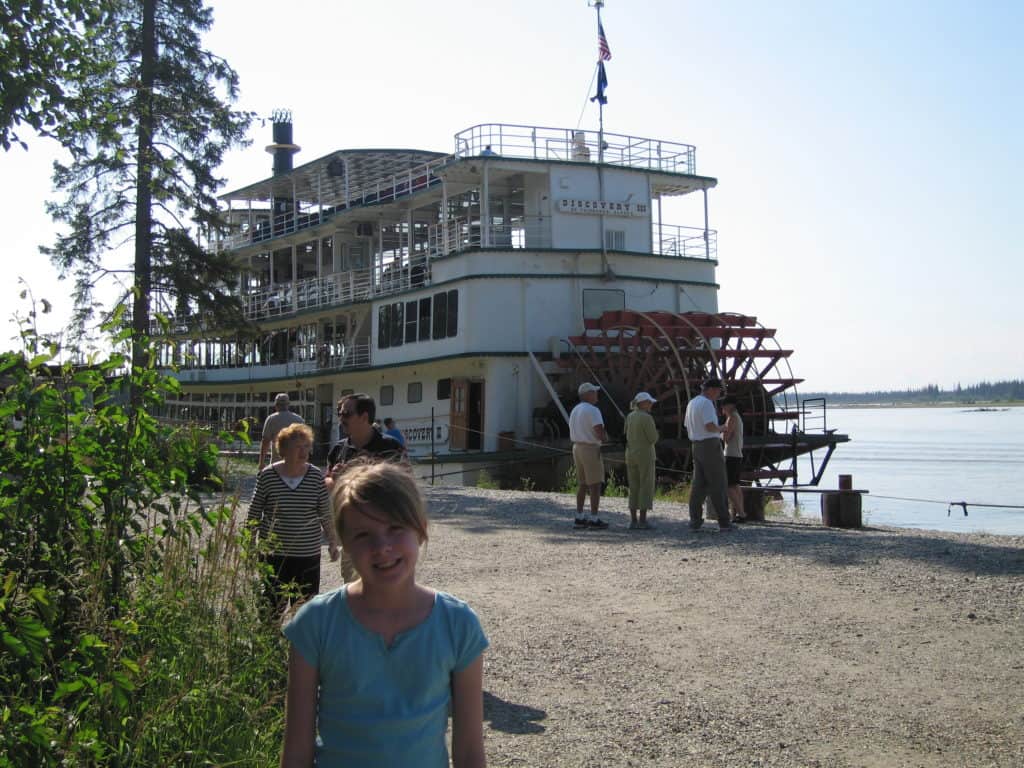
[577,382,600,396]
[274,393,290,404]
[632,391,657,404]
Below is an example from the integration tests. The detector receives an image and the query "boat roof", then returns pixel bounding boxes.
[220,148,447,204]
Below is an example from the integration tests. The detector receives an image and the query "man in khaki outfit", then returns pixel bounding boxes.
[568,383,609,529]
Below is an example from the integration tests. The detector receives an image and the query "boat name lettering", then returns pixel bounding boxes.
[558,199,648,217]
[406,424,449,445]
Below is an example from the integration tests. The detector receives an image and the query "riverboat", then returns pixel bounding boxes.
[155,115,847,488]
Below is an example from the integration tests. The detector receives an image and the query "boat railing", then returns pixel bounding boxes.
[427,216,553,256]
[218,155,448,252]
[169,340,371,379]
[652,223,717,260]
[157,219,713,331]
[240,253,432,322]
[454,123,696,175]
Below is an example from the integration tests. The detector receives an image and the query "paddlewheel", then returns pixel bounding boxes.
[555,310,844,485]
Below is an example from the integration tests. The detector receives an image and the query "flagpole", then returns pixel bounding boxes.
[592,0,608,272]
[594,0,605,165]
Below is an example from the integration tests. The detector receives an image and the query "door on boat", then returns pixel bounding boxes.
[450,378,469,450]
[449,378,485,450]
[468,381,484,450]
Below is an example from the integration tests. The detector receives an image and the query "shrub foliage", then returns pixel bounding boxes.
[0,324,283,766]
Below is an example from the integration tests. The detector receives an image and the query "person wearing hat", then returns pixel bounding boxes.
[625,391,660,529]
[683,377,733,531]
[720,396,745,522]
[259,392,305,470]
[568,382,610,529]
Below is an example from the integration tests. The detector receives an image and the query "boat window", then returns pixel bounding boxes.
[380,385,394,406]
[378,305,391,348]
[405,300,418,344]
[446,289,458,337]
[432,291,448,338]
[604,229,625,251]
[437,378,452,400]
[390,302,404,347]
[408,382,423,404]
[418,298,432,341]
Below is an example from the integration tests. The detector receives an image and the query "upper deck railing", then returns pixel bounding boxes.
[217,156,448,252]
[216,124,699,253]
[453,124,697,175]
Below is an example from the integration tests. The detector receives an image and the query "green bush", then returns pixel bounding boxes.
[475,470,500,489]
[0,325,283,766]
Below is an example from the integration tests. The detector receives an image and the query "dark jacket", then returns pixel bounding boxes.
[327,428,405,467]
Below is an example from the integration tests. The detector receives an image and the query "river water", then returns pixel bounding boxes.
[790,405,1024,536]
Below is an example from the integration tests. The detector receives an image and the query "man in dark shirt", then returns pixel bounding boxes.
[325,393,405,583]
[327,393,404,468]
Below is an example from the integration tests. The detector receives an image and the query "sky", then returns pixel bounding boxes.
[2,0,1022,392]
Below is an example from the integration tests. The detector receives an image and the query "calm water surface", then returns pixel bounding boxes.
[791,406,1024,536]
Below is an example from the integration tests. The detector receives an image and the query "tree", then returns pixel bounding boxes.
[0,0,116,150]
[42,0,253,370]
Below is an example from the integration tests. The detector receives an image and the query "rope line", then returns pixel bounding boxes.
[340,419,1023,517]
[576,64,599,130]
[410,421,694,480]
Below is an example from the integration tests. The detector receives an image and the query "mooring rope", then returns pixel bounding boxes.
[865,494,1024,517]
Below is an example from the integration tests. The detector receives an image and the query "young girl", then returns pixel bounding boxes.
[280,461,488,768]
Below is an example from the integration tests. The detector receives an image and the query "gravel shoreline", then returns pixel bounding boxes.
[314,485,1024,767]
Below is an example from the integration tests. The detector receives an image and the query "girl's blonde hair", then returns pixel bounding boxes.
[331,461,429,544]
[276,423,314,456]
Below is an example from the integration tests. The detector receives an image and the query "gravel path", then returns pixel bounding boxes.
[314,485,1024,767]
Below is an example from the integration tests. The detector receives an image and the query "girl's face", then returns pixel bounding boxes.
[340,503,422,586]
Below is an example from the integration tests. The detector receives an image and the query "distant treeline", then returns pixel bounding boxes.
[798,379,1024,405]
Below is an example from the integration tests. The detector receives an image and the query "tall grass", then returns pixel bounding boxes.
[118,501,285,763]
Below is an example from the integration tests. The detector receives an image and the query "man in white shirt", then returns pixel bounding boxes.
[683,377,733,531]
[568,382,609,529]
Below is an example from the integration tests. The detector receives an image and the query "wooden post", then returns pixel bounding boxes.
[741,487,766,522]
[820,491,863,528]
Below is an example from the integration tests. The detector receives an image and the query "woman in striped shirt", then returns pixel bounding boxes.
[248,423,339,610]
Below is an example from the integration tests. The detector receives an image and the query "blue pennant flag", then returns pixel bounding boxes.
[591,60,608,105]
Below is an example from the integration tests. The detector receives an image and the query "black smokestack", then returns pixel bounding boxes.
[267,109,300,176]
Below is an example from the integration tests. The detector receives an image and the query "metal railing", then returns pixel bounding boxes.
[217,123,699,253]
[169,341,371,379]
[156,216,714,333]
[217,156,448,252]
[652,223,717,260]
[801,398,828,434]
[427,217,553,256]
[454,124,696,175]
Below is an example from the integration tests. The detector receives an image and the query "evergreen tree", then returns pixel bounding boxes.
[42,0,253,368]
[0,0,116,150]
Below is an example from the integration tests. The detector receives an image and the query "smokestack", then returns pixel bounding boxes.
[266,109,300,176]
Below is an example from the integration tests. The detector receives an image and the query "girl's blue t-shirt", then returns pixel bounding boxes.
[283,586,488,768]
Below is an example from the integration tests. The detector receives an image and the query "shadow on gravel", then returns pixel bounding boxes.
[484,691,546,734]
[426,488,1024,578]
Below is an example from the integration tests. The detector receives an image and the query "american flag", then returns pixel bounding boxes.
[598,22,612,61]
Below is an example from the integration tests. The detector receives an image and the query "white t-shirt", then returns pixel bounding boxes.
[569,402,604,444]
[684,394,720,441]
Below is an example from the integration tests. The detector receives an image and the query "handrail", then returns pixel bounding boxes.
[154,216,716,335]
[453,123,696,175]
[218,155,448,252]
[218,123,700,253]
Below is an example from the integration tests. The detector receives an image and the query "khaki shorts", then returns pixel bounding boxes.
[573,443,604,487]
